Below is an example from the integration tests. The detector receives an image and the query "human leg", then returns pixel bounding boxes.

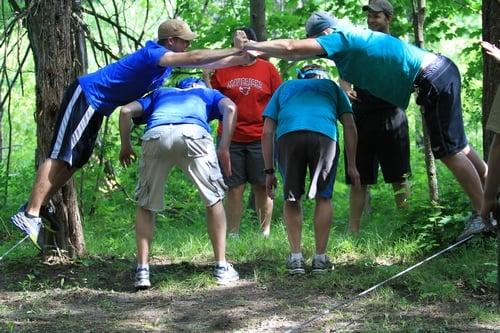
[134,205,155,290]
[225,184,246,235]
[135,206,155,266]
[392,181,410,209]
[25,159,77,216]
[349,185,369,234]
[440,149,483,212]
[252,183,273,236]
[313,198,332,254]
[207,203,238,284]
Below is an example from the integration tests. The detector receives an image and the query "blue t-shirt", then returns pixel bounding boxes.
[78,40,172,116]
[263,79,352,141]
[136,87,227,133]
[316,27,428,109]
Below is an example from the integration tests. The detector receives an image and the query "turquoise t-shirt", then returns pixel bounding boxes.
[316,27,428,109]
[263,79,352,141]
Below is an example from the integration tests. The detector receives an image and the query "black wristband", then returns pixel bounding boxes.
[264,168,275,175]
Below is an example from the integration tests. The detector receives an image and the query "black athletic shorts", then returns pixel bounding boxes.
[345,108,411,185]
[277,131,339,200]
[415,55,468,159]
[49,80,104,168]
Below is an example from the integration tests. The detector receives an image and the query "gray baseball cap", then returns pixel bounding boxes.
[362,0,394,16]
[305,11,339,37]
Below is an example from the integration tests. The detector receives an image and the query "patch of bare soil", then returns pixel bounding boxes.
[1,256,499,332]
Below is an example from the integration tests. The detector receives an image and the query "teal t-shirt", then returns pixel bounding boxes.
[263,79,352,141]
[316,27,428,109]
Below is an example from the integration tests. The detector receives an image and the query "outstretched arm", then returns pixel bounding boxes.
[244,38,325,61]
[217,98,237,177]
[119,101,143,167]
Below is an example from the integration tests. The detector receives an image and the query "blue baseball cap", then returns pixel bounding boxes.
[305,11,339,37]
[176,77,207,89]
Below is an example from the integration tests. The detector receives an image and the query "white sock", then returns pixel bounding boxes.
[314,253,326,261]
[291,253,303,260]
[216,261,227,268]
[137,263,149,271]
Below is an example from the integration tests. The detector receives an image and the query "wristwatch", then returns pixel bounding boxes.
[264,168,275,175]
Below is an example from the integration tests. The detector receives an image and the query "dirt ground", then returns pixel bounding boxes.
[1,256,499,332]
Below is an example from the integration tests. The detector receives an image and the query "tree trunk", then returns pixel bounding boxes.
[250,0,267,41]
[412,0,439,203]
[25,0,86,257]
[482,0,500,158]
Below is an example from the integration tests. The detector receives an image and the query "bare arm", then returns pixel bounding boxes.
[262,118,277,199]
[217,98,237,177]
[158,47,244,67]
[340,113,360,188]
[244,38,325,60]
[481,133,500,225]
[119,101,143,167]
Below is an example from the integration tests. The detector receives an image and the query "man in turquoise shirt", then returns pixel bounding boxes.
[243,11,489,240]
[262,64,359,274]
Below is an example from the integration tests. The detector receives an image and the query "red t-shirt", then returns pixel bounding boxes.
[211,59,282,143]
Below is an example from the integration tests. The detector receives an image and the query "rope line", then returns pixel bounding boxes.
[285,234,475,333]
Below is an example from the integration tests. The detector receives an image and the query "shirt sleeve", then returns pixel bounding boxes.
[315,31,349,58]
[144,41,170,67]
[208,89,227,121]
[132,92,154,125]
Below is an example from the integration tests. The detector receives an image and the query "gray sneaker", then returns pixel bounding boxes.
[213,263,239,285]
[286,255,305,275]
[456,212,494,241]
[311,255,334,274]
[11,209,43,249]
[134,268,151,290]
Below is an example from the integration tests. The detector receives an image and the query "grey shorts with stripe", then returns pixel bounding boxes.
[136,124,227,212]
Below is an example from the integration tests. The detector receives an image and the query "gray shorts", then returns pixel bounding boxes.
[220,140,266,188]
[136,124,227,212]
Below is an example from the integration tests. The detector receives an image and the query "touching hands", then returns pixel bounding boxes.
[233,30,249,49]
[481,41,500,62]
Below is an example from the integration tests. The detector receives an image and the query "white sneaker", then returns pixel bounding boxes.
[134,268,151,290]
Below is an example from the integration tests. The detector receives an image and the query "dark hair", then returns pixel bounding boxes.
[235,27,257,41]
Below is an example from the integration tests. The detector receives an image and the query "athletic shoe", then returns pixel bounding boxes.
[11,208,43,249]
[213,263,239,285]
[286,255,305,275]
[311,255,334,274]
[134,268,151,290]
[20,201,60,232]
[456,212,497,241]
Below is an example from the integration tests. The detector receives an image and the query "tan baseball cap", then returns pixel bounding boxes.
[158,19,197,41]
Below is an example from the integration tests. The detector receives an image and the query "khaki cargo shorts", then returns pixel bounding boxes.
[135,124,227,212]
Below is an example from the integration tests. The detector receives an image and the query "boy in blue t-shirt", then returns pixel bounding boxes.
[12,19,251,248]
[244,10,489,240]
[119,77,239,289]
